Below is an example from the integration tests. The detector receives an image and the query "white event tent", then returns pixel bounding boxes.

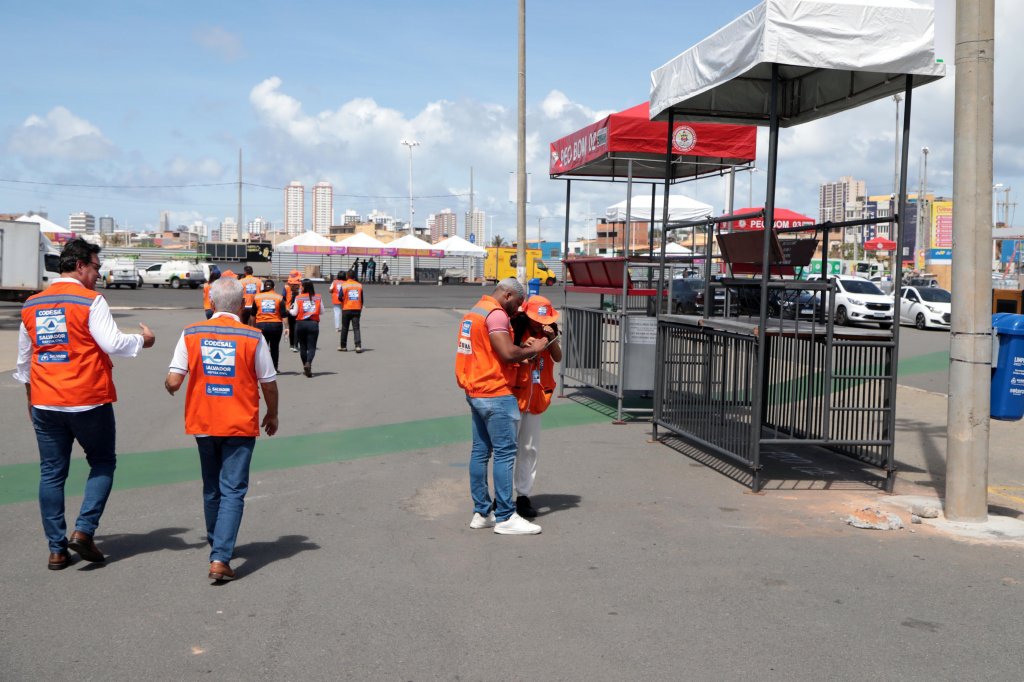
[605,195,712,223]
[275,230,338,254]
[17,214,72,236]
[433,235,486,257]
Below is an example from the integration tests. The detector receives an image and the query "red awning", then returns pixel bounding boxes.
[549,102,756,182]
[721,207,816,231]
[864,237,897,251]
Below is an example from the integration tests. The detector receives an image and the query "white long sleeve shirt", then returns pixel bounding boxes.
[14,278,145,411]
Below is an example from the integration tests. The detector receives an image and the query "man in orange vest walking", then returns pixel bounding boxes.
[238,266,262,325]
[339,269,364,353]
[15,238,156,570]
[510,295,561,519]
[164,277,279,582]
[455,278,544,535]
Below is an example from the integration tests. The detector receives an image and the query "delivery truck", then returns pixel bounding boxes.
[484,247,556,285]
[0,219,61,303]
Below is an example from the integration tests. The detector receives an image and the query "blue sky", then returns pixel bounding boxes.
[1,1,1020,241]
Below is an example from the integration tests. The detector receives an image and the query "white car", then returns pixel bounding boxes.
[99,258,138,289]
[809,275,894,329]
[899,286,951,330]
[137,261,205,289]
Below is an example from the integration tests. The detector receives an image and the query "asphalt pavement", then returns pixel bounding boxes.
[1,287,1021,680]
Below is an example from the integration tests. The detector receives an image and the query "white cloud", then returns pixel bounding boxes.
[7,106,116,161]
[192,25,244,62]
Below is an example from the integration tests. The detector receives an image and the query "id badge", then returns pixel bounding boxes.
[531,369,541,384]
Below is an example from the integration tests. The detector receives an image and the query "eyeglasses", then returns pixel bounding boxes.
[85,260,101,272]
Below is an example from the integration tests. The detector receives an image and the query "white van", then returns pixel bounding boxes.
[99,257,139,289]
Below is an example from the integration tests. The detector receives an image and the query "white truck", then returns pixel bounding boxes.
[137,260,206,288]
[0,219,61,303]
[99,256,139,289]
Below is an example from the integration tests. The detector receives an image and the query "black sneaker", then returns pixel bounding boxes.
[516,495,537,519]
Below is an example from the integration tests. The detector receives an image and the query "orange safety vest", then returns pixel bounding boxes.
[21,282,117,407]
[341,281,363,311]
[182,316,263,437]
[285,286,298,310]
[253,291,284,324]
[330,280,345,305]
[295,294,322,321]
[512,339,557,414]
[455,296,515,398]
[240,276,262,306]
[202,283,212,310]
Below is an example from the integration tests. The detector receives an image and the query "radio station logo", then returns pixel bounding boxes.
[201,338,236,377]
[35,308,68,345]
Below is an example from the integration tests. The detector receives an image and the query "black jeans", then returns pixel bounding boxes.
[286,313,297,347]
[296,319,320,366]
[340,311,362,348]
[255,322,283,370]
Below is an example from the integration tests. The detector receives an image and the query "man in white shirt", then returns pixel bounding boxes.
[14,238,155,571]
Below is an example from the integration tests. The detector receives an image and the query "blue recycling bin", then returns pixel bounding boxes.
[527,278,541,297]
[990,313,1024,420]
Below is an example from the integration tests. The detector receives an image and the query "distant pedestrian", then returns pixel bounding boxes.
[329,270,347,331]
[367,257,377,283]
[284,271,302,352]
[15,238,156,570]
[455,278,544,535]
[290,279,322,377]
[339,270,364,353]
[202,270,221,319]
[510,295,561,519]
[351,258,361,279]
[252,279,285,372]
[360,259,368,281]
[164,276,279,582]
[381,262,390,284]
[239,266,261,325]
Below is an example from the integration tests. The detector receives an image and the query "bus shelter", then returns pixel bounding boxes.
[550,103,757,421]
[647,0,945,491]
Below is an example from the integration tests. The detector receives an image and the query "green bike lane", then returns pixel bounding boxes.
[0,401,607,506]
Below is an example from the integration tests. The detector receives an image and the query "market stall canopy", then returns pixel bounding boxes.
[337,232,393,256]
[650,0,945,127]
[275,230,339,254]
[665,242,693,255]
[722,207,815,230]
[387,233,443,257]
[17,214,71,234]
[864,236,897,251]
[434,234,486,257]
[605,194,713,223]
[549,102,756,181]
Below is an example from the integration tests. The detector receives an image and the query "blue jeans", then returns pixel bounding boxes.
[32,404,117,553]
[467,395,521,522]
[196,436,255,563]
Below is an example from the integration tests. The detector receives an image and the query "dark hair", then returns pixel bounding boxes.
[244,265,254,275]
[301,279,315,296]
[337,271,345,280]
[263,279,275,291]
[58,238,102,274]
[209,270,221,284]
[347,270,358,281]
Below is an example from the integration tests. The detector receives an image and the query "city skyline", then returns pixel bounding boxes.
[2,2,1021,243]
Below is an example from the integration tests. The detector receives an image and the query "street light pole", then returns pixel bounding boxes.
[516,0,527,284]
[400,139,420,234]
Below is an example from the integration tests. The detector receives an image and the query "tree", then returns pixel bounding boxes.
[490,235,506,247]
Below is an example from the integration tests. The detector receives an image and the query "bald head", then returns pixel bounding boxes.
[493,277,526,316]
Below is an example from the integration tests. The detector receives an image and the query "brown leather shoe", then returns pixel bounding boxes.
[303,363,312,377]
[208,561,236,581]
[48,550,70,571]
[68,530,105,563]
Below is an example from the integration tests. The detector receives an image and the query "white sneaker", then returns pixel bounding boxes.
[469,512,495,529]
[493,512,541,535]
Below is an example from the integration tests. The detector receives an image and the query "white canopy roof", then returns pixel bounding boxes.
[387,234,436,251]
[665,242,693,255]
[17,214,71,234]
[337,232,387,249]
[650,0,945,127]
[275,230,336,252]
[606,194,713,223]
[434,234,487,257]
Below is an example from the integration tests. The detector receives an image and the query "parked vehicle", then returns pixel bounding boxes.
[669,278,704,314]
[99,257,139,289]
[0,219,61,303]
[485,247,555,285]
[899,286,951,330]
[905,273,939,288]
[137,260,206,289]
[808,275,893,328]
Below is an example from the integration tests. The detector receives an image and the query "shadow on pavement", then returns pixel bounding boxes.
[233,534,319,577]
[531,493,582,517]
[98,526,206,562]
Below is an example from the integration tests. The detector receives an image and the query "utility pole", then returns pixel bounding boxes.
[917,147,929,269]
[237,149,243,244]
[515,0,527,284]
[401,139,420,233]
[946,0,994,522]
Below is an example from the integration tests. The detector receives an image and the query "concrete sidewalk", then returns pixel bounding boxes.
[1,305,1022,680]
